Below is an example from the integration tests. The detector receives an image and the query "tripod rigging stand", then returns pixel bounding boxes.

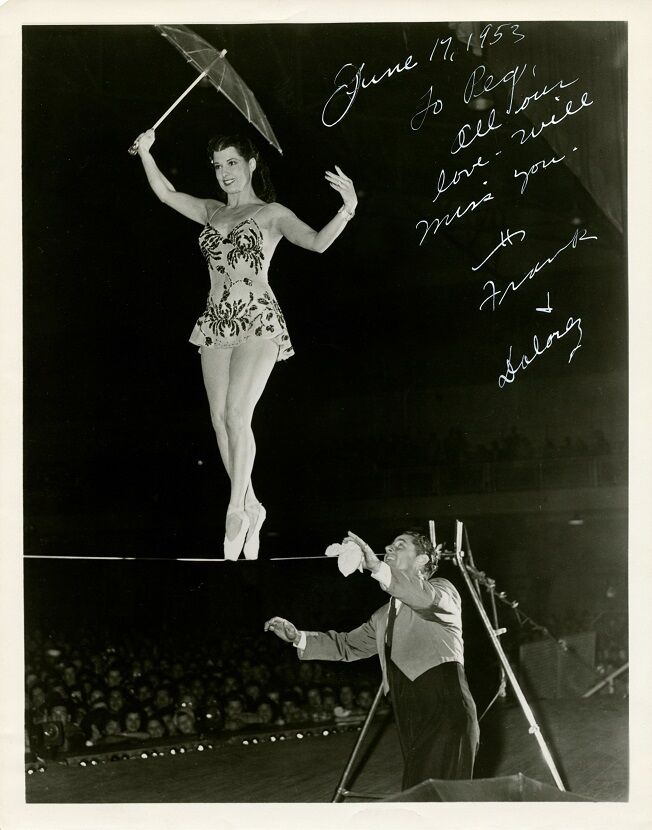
[331,519,566,802]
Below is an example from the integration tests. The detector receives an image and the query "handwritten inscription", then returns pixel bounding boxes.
[410,86,444,131]
[511,92,593,144]
[472,228,526,272]
[451,108,502,155]
[432,155,490,203]
[513,151,566,194]
[319,24,597,386]
[480,228,598,310]
[416,191,495,245]
[322,54,418,127]
[498,317,583,388]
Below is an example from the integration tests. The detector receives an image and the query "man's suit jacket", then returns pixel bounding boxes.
[299,567,465,693]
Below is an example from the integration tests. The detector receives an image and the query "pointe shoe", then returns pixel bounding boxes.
[224,509,250,561]
[243,502,266,560]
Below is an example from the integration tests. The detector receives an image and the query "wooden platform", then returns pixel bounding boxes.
[25,697,627,803]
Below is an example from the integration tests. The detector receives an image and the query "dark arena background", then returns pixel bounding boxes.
[12,10,635,817]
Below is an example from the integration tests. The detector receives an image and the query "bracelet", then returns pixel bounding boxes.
[338,205,355,220]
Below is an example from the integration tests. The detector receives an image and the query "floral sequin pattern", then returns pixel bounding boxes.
[225,222,264,274]
[190,217,294,362]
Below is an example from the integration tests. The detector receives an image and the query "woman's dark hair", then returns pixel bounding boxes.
[206,134,276,203]
[403,530,440,578]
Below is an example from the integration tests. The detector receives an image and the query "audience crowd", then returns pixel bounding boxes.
[25,626,386,759]
[25,601,627,761]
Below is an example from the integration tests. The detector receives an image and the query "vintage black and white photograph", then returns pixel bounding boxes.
[2,1,649,825]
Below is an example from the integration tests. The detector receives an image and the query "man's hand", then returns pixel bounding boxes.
[264,616,300,644]
[345,531,381,572]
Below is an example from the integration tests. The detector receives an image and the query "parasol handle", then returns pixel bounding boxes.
[128,50,227,156]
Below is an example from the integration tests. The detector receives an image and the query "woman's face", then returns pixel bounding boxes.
[212,147,255,196]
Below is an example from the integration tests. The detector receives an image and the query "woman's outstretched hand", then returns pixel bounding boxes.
[264,616,300,644]
[135,129,156,156]
[345,531,381,572]
[325,165,357,213]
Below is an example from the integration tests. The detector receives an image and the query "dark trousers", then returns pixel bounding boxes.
[387,659,480,790]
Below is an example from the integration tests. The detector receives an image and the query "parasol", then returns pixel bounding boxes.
[129,24,282,155]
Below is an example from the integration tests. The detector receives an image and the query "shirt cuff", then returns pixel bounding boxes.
[371,561,391,589]
[293,630,307,650]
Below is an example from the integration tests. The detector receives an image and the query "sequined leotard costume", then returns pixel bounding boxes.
[189,205,294,361]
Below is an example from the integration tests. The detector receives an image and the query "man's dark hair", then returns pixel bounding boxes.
[403,530,440,578]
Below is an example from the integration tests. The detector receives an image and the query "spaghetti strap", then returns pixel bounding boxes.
[207,203,226,225]
[250,203,268,219]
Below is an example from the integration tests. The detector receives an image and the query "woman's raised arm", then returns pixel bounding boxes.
[136,129,218,225]
[272,164,358,253]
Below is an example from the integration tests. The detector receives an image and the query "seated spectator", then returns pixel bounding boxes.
[174,708,197,737]
[223,695,259,731]
[49,702,86,753]
[355,687,374,712]
[107,688,127,719]
[338,685,355,711]
[146,717,168,740]
[198,697,223,735]
[279,692,307,726]
[321,687,337,718]
[256,699,280,727]
[98,716,125,745]
[244,681,263,711]
[120,707,149,741]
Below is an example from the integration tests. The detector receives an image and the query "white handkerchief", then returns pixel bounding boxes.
[324,540,363,577]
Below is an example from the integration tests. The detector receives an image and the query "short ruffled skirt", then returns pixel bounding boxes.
[189,287,294,362]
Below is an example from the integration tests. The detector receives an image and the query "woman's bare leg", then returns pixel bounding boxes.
[200,345,233,475]
[223,337,277,540]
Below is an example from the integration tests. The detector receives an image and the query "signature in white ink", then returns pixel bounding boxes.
[416,191,495,245]
[432,155,490,203]
[322,55,419,127]
[411,86,444,131]
[511,92,593,144]
[514,152,566,194]
[472,227,526,271]
[498,316,583,388]
[513,74,579,115]
[451,108,502,155]
[480,228,597,310]
[464,63,530,115]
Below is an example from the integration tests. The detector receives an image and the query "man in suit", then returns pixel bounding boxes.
[264,529,479,790]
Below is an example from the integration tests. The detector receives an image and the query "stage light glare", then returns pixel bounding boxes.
[141,752,148,759]
[242,739,249,746]
[197,744,205,751]
[179,747,186,753]
[170,748,177,755]
[468,95,494,111]
[79,760,88,767]
[279,735,286,741]
[90,759,99,766]
[296,732,304,739]
[270,736,276,742]
[27,768,34,775]
[38,766,45,773]
[252,738,259,744]
[322,730,329,736]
